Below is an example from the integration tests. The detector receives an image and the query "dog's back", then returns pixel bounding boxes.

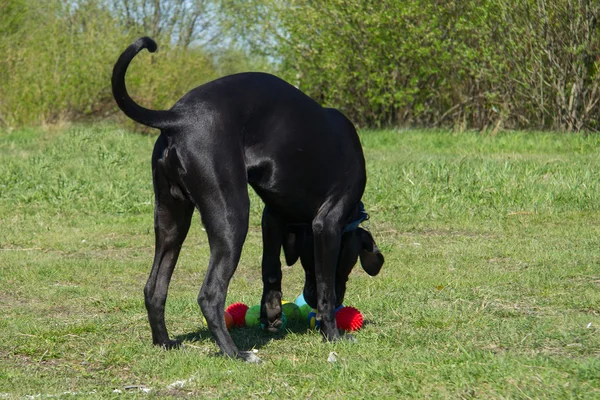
[165,72,366,222]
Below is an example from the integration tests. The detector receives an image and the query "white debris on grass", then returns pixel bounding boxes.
[168,376,197,390]
[168,380,188,390]
[327,351,339,363]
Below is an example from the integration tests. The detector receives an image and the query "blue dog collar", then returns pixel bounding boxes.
[343,202,369,233]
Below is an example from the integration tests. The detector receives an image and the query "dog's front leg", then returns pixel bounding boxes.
[260,207,284,332]
[312,215,343,341]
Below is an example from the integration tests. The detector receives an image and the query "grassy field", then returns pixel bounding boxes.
[1,125,600,398]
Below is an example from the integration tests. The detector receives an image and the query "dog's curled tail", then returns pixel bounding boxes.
[112,37,177,130]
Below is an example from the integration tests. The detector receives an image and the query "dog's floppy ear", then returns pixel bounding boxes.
[358,228,384,276]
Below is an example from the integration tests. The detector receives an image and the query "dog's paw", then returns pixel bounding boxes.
[263,291,282,319]
[321,320,342,342]
[343,333,357,343]
[323,331,357,343]
[159,339,181,350]
[239,351,262,364]
[262,315,286,333]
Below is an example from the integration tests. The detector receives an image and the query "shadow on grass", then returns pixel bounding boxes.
[174,321,313,352]
[174,319,375,352]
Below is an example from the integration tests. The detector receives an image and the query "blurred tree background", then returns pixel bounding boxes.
[0,0,268,128]
[1,0,599,131]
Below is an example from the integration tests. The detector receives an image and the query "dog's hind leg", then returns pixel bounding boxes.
[196,193,254,361]
[145,151,194,349]
[180,151,258,362]
[260,207,284,332]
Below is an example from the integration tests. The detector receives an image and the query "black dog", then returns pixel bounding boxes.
[112,37,384,362]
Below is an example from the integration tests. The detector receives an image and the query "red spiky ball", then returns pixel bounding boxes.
[335,306,363,331]
[225,302,249,327]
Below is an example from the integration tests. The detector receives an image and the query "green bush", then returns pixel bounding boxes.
[2,0,598,131]
[1,1,128,126]
[224,0,600,131]
[0,0,267,128]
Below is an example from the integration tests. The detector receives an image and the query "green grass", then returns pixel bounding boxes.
[1,126,600,398]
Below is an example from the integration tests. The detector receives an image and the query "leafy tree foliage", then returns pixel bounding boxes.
[224,0,600,131]
[0,0,266,128]
[1,0,598,131]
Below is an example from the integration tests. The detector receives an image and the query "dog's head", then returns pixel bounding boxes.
[283,223,384,309]
[333,227,384,306]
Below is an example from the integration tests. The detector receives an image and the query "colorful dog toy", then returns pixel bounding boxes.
[306,305,363,331]
[294,293,314,321]
[225,302,249,327]
[244,304,261,327]
[281,301,301,322]
[335,306,363,331]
